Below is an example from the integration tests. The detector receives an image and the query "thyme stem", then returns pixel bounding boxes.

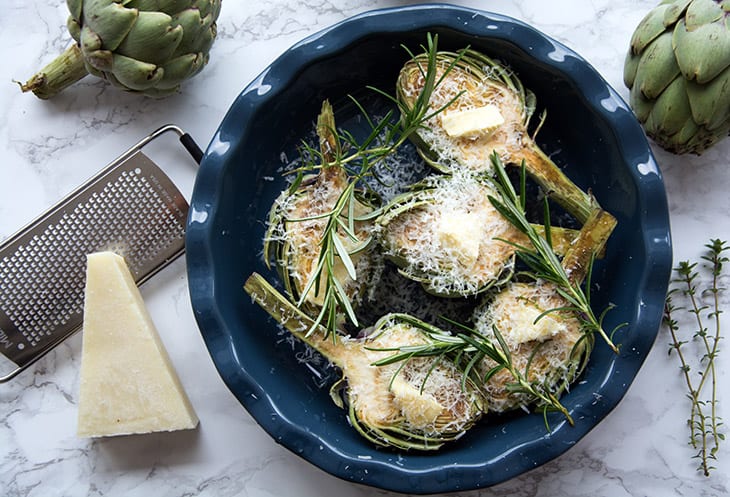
[664,238,727,476]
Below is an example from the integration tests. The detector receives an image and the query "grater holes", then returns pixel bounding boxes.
[0,166,186,347]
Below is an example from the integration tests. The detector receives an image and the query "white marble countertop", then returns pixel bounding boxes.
[1,1,729,496]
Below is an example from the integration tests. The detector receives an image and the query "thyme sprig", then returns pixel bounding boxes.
[664,239,728,476]
[270,34,466,338]
[487,153,622,353]
[370,313,574,426]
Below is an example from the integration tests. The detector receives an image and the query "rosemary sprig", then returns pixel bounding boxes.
[486,152,622,353]
[370,314,574,426]
[275,34,466,338]
[663,238,728,476]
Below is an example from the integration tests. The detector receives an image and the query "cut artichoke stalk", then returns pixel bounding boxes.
[21,0,221,99]
[396,49,597,224]
[623,0,730,154]
[472,206,617,413]
[244,273,485,451]
[377,171,600,297]
[264,101,377,326]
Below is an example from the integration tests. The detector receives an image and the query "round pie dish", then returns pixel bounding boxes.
[185,4,672,494]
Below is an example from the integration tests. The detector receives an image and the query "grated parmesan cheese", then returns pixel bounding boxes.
[336,321,482,436]
[399,58,527,173]
[381,171,521,296]
[473,281,585,412]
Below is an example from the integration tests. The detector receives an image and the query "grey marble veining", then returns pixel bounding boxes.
[1,1,729,496]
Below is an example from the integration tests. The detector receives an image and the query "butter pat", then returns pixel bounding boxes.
[77,252,198,438]
[436,211,482,267]
[390,375,444,429]
[500,297,567,345]
[441,104,505,138]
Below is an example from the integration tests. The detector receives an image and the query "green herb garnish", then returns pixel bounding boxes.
[664,239,728,476]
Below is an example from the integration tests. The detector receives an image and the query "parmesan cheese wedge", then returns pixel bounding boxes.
[77,252,198,438]
[440,104,505,138]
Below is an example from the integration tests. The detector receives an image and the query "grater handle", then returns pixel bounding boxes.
[180,133,203,164]
[129,124,203,166]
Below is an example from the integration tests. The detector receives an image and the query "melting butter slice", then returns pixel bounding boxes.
[436,211,483,267]
[77,252,198,437]
[441,104,505,138]
[390,375,444,429]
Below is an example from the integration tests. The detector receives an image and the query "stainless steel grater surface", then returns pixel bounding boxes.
[0,125,202,382]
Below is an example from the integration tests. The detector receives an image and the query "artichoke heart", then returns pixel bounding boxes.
[244,273,485,451]
[21,0,221,98]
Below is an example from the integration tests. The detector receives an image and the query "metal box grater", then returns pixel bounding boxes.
[0,125,202,382]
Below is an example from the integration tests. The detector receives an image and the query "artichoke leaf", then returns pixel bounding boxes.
[194,0,222,19]
[686,65,730,130]
[685,0,725,29]
[634,32,681,99]
[157,53,204,89]
[623,50,640,88]
[673,18,730,84]
[117,11,184,64]
[629,84,655,123]
[674,116,702,146]
[172,8,214,55]
[648,76,692,135]
[66,0,82,21]
[67,16,82,43]
[80,25,104,54]
[81,0,138,51]
[663,0,693,25]
[110,53,164,90]
[85,49,114,74]
[126,0,192,13]
[630,4,674,54]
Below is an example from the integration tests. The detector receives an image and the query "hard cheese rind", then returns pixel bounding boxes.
[77,252,198,437]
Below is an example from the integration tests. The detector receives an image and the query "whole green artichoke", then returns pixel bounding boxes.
[21,0,221,99]
[624,0,730,154]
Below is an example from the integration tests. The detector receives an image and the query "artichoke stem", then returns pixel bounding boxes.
[518,144,597,225]
[20,44,89,99]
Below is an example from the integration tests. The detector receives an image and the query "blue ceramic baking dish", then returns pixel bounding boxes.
[185,4,672,493]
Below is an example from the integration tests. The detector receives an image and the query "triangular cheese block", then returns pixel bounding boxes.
[77,251,198,437]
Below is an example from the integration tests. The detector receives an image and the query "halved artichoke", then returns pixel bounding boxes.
[377,172,522,297]
[397,49,597,224]
[472,208,617,413]
[244,273,485,451]
[264,101,377,320]
[377,171,593,297]
[264,167,375,310]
